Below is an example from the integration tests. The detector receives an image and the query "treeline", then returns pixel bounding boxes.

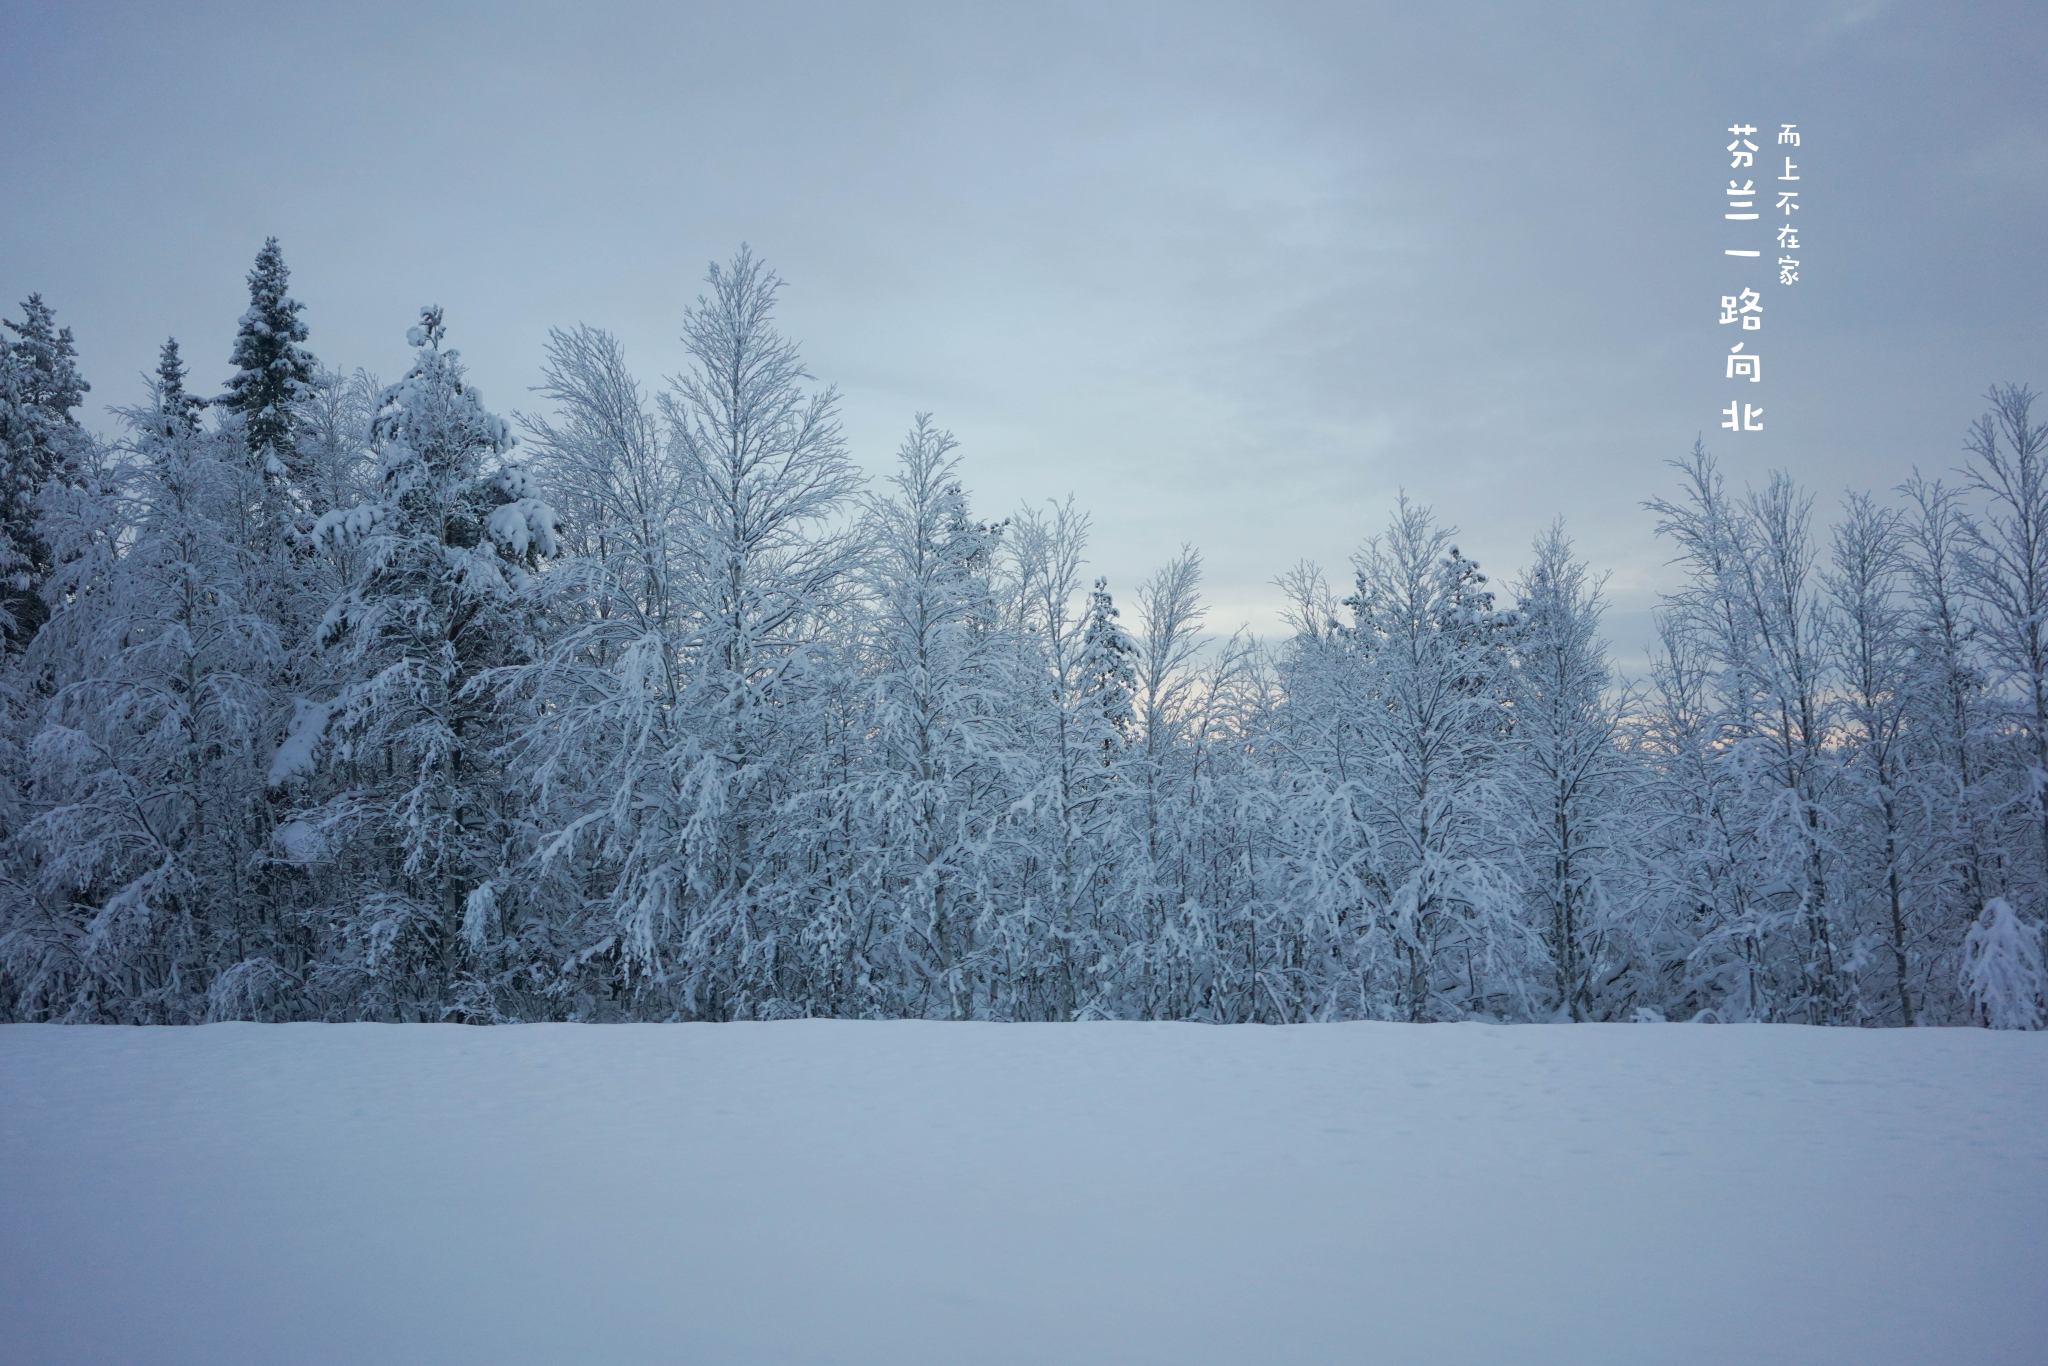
[1,243,2043,1027]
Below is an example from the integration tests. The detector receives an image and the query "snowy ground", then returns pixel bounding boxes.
[2,1022,2043,1366]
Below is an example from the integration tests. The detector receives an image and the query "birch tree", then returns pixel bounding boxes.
[1823,493,1914,1022]
[1507,523,1640,1019]
[1960,384,2048,911]
[844,416,1010,1017]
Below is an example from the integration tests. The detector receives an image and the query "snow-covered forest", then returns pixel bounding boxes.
[2,243,2043,1029]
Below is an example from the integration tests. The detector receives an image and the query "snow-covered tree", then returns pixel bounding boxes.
[1269,500,1534,1023]
[297,364,380,519]
[1111,547,1272,1022]
[488,323,685,1018]
[1118,548,1207,1002]
[837,415,1011,1017]
[1960,384,2048,911]
[1132,549,1207,809]
[1000,498,1137,1018]
[1958,898,2045,1029]
[290,307,556,1019]
[498,254,861,1020]
[1506,523,1643,1020]
[0,295,90,651]
[7,236,2037,1032]
[150,338,207,438]
[1823,493,1916,1023]
[1894,471,2005,1021]
[1344,501,1531,1020]
[4,379,279,1021]
[1647,448,1846,1022]
[1081,577,1138,762]
[638,249,864,1017]
[217,238,318,493]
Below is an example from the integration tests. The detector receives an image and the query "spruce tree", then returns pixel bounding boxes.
[1080,577,1138,765]
[8,388,279,1021]
[297,307,557,1018]
[0,295,90,651]
[5,295,88,414]
[152,338,206,438]
[219,238,317,486]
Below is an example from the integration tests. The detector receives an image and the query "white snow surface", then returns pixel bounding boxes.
[2,1021,2044,1366]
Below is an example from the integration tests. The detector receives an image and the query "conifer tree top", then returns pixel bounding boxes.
[153,337,206,436]
[219,237,317,468]
[5,293,89,418]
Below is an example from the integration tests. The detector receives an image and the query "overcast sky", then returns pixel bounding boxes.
[4,0,2042,662]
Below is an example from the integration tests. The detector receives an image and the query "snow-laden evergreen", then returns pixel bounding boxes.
[4,369,279,1021]
[0,294,90,652]
[1960,897,2047,1029]
[217,237,318,493]
[276,308,557,1021]
[1,253,2043,1026]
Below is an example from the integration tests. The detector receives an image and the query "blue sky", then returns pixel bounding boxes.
[4,0,2041,660]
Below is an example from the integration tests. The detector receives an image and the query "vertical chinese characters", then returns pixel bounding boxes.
[1778,123,1801,285]
[1721,124,1764,433]
[1717,121,1801,434]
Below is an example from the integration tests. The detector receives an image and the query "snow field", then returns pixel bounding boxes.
[2,1020,2043,1366]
